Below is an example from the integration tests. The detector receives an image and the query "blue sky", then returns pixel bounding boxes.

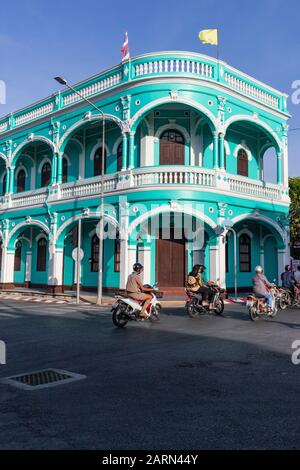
[0,0,299,176]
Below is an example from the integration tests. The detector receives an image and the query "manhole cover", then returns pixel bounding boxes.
[1,369,86,390]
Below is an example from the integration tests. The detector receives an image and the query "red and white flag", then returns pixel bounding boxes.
[121,31,130,61]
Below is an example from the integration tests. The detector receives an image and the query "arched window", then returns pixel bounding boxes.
[91,234,99,272]
[41,161,51,187]
[160,130,185,165]
[62,157,68,183]
[237,149,248,177]
[239,234,251,272]
[94,147,107,177]
[17,169,26,193]
[2,172,6,196]
[117,142,123,172]
[36,238,47,272]
[14,240,22,271]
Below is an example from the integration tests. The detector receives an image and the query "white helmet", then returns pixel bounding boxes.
[255,265,263,273]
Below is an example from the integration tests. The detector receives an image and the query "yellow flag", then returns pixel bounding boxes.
[198,29,218,46]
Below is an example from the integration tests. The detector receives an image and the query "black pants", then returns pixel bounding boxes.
[197,286,214,302]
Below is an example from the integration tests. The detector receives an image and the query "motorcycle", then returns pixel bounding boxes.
[111,284,162,328]
[185,284,225,318]
[281,287,300,308]
[246,286,278,321]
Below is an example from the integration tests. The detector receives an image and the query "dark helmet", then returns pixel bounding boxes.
[199,264,206,273]
[285,264,290,271]
[133,263,143,273]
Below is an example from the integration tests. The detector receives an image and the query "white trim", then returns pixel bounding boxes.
[15,164,29,179]
[128,204,217,236]
[130,96,219,132]
[112,136,123,155]
[233,143,252,161]
[237,228,253,239]
[89,140,111,161]
[89,228,96,238]
[0,152,6,162]
[35,232,48,243]
[11,137,56,165]
[14,235,32,249]
[154,123,190,144]
[8,220,52,245]
[56,211,119,243]
[224,139,230,156]
[261,233,276,247]
[230,213,285,243]
[38,156,52,174]
[58,113,124,152]
[224,114,282,151]
[62,153,71,167]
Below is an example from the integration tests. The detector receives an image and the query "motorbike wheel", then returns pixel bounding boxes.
[186,299,199,318]
[249,305,259,321]
[149,304,161,321]
[279,295,288,310]
[214,298,224,315]
[112,305,129,328]
[294,293,300,308]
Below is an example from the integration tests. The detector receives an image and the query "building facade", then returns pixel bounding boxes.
[0,51,290,293]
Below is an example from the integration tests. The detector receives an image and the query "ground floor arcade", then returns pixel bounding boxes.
[0,201,289,294]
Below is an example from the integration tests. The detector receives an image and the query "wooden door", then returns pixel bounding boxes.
[156,233,186,287]
[160,130,185,165]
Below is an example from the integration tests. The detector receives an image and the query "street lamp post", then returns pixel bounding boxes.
[54,77,106,305]
[224,218,238,300]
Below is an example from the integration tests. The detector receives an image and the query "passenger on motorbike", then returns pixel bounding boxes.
[252,265,275,313]
[126,263,153,319]
[281,265,297,299]
[294,265,300,299]
[186,264,214,310]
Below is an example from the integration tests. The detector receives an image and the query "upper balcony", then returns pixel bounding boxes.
[0,51,289,138]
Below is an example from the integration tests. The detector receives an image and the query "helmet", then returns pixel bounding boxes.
[285,264,290,271]
[133,263,143,273]
[255,265,263,273]
[199,264,206,272]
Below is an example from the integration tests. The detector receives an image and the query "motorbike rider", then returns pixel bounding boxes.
[294,265,300,299]
[252,265,275,314]
[186,264,214,310]
[126,263,153,319]
[281,264,294,291]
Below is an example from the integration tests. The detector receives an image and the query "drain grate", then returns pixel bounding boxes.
[1,368,86,390]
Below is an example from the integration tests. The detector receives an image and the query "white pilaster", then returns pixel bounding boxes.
[25,251,32,282]
[218,235,227,289]
[138,245,151,284]
[1,249,15,284]
[140,115,154,167]
[209,245,220,284]
[277,249,286,285]
[48,245,64,286]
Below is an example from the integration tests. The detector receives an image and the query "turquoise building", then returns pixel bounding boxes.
[0,51,290,294]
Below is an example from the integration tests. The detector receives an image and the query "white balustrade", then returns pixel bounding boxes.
[11,188,48,207]
[15,103,54,126]
[0,121,8,133]
[224,72,279,109]
[227,174,281,200]
[134,59,213,79]
[63,73,121,106]
[132,167,216,187]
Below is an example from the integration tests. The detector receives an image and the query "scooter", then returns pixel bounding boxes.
[185,284,225,318]
[246,287,278,321]
[111,284,162,328]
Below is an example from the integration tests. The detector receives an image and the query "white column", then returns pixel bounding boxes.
[0,248,15,284]
[218,235,227,289]
[120,243,137,290]
[138,245,151,284]
[48,245,64,287]
[128,244,137,276]
[25,251,32,283]
[140,115,154,167]
[209,244,220,284]
[277,249,286,285]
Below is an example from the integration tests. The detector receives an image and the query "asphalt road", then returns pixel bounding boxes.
[0,300,299,450]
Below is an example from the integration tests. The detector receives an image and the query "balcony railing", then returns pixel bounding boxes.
[0,168,288,211]
[0,52,287,138]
